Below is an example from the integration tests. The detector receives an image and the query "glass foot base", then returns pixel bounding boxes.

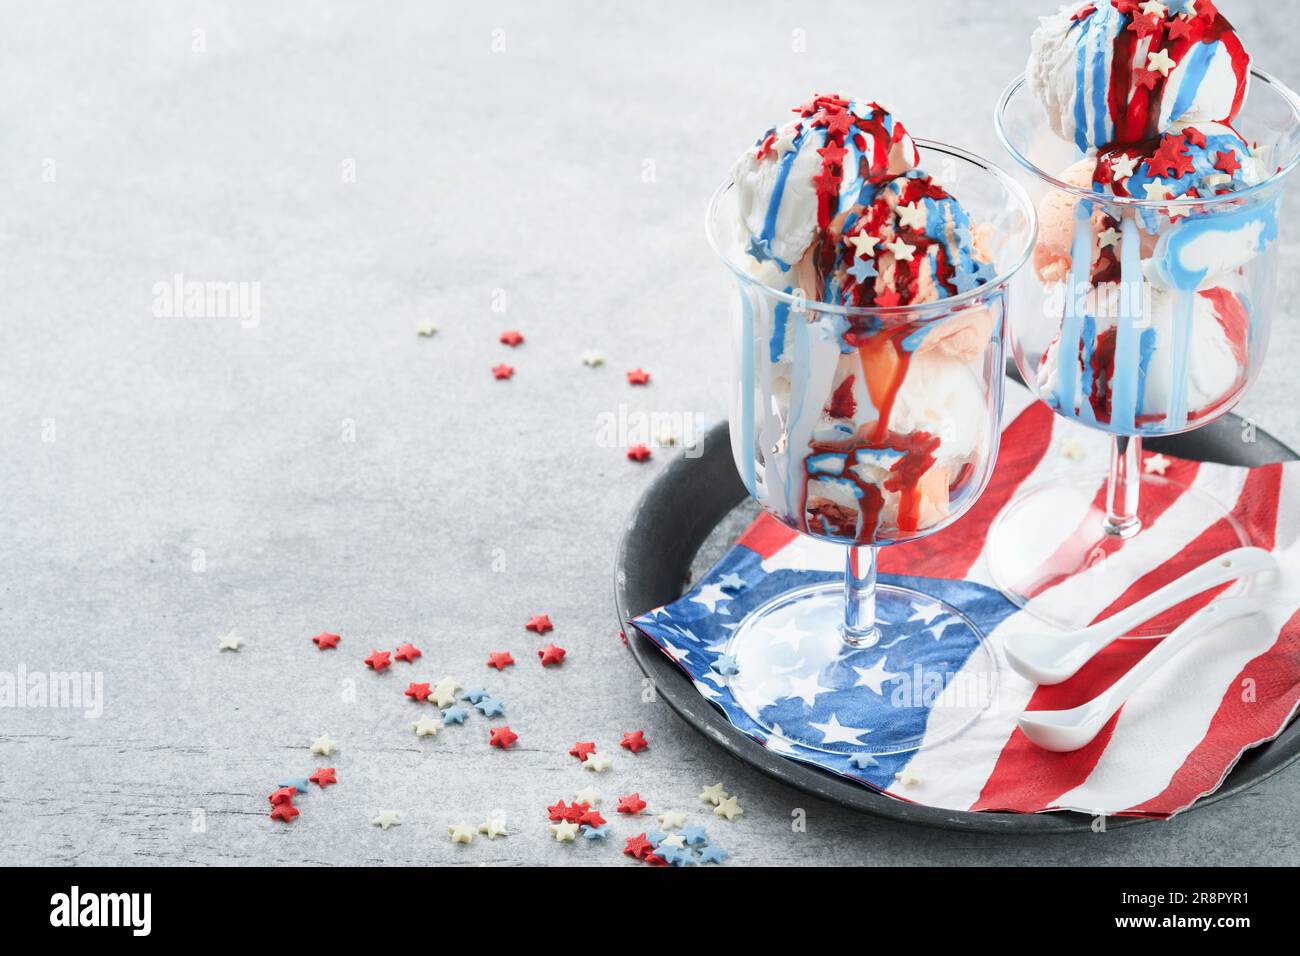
[986,473,1252,637]
[724,582,997,757]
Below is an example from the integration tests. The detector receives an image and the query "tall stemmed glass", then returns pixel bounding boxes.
[706,142,1036,757]
[989,70,1300,635]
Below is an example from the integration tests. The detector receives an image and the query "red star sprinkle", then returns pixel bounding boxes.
[625,368,651,385]
[538,643,566,667]
[393,643,422,663]
[312,631,340,649]
[616,792,647,814]
[1113,0,1140,13]
[1168,16,1195,41]
[579,809,607,828]
[487,650,515,670]
[1150,137,1194,178]
[270,802,300,823]
[309,767,337,788]
[820,109,854,135]
[489,725,518,749]
[269,786,297,805]
[874,287,903,308]
[811,169,840,197]
[405,681,432,702]
[645,853,668,867]
[1214,150,1242,176]
[627,443,652,462]
[499,330,524,347]
[1133,68,1161,91]
[620,730,649,754]
[525,614,553,634]
[364,650,392,671]
[492,363,514,380]
[1183,126,1207,148]
[623,833,654,860]
[1070,3,1096,19]
[569,741,597,762]
[1127,12,1162,38]
[547,800,571,822]
[563,804,586,823]
[817,142,848,167]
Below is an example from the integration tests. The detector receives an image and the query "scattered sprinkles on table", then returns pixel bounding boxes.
[311,631,340,650]
[489,725,519,749]
[491,363,514,380]
[620,730,649,753]
[569,741,597,762]
[393,643,422,664]
[538,643,566,667]
[617,793,647,815]
[525,614,553,634]
[487,650,515,670]
[626,368,651,385]
[627,443,652,462]
[499,330,524,347]
[217,631,241,652]
[363,650,392,671]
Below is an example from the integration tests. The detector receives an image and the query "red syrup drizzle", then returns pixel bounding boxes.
[1105,2,1249,150]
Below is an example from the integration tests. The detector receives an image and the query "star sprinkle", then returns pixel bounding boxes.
[499,330,524,347]
[475,697,506,718]
[657,810,686,830]
[550,821,580,842]
[393,643,422,664]
[712,655,740,677]
[1139,0,1168,16]
[623,834,655,860]
[1128,12,1163,38]
[698,844,728,864]
[269,786,298,805]
[1147,48,1176,77]
[581,824,610,840]
[415,320,438,337]
[1061,437,1087,461]
[364,650,392,671]
[432,677,460,708]
[491,363,514,380]
[371,811,401,830]
[579,349,605,367]
[462,687,490,704]
[582,751,613,773]
[848,753,879,770]
[620,730,649,754]
[1144,452,1173,475]
[699,783,728,806]
[627,443,653,462]
[441,704,470,725]
[746,234,775,263]
[848,257,878,283]
[847,232,879,258]
[895,770,922,787]
[446,822,475,844]
[883,237,915,262]
[217,631,241,652]
[405,681,433,702]
[478,816,509,839]
[617,793,647,815]
[312,631,340,650]
[412,715,443,737]
[714,796,744,821]
[1183,126,1208,149]
[547,800,573,821]
[578,808,607,828]
[1144,180,1174,201]
[626,368,652,386]
[1099,227,1123,249]
[658,832,687,850]
[682,825,709,846]
[896,202,927,231]
[270,802,299,823]
[278,776,310,793]
[574,787,602,807]
[1168,14,1195,40]
[310,733,338,756]
[487,651,515,670]
[570,741,597,762]
[538,644,566,667]
[489,725,518,749]
[1214,150,1242,176]
[309,767,337,788]
[525,614,553,635]
[1110,153,1139,181]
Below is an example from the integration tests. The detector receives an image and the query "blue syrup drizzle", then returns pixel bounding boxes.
[1054,201,1095,415]
[1109,214,1144,433]
[738,283,757,495]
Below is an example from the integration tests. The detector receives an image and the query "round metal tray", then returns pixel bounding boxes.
[614,406,1300,833]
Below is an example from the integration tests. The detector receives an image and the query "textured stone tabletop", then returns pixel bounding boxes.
[2,0,1298,866]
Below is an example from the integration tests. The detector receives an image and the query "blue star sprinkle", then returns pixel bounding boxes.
[848,753,879,770]
[440,705,470,725]
[974,259,997,282]
[475,697,505,718]
[656,845,684,866]
[669,849,696,867]
[712,655,740,677]
[681,824,709,846]
[698,844,728,864]
[644,828,667,846]
[581,824,610,841]
[746,235,774,263]
[279,777,311,793]
[952,269,982,294]
[461,687,489,704]
[848,257,878,283]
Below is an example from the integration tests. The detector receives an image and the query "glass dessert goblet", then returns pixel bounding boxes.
[989,70,1300,635]
[705,142,1036,757]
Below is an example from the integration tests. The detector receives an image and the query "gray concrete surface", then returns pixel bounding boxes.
[1,0,1298,866]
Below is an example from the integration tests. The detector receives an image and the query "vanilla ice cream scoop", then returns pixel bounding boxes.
[732,93,918,270]
[1028,0,1251,153]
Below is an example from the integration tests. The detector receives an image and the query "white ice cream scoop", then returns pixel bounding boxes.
[1017,595,1266,753]
[1005,546,1277,686]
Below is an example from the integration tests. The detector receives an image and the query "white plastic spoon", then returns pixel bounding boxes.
[1004,546,1276,686]
[1017,595,1265,753]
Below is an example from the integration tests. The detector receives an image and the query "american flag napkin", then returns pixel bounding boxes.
[630,385,1300,818]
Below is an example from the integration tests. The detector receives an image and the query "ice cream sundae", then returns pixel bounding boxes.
[723,94,1006,545]
[1025,0,1276,432]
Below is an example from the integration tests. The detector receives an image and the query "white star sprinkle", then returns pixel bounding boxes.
[1144,453,1172,476]
[447,822,475,844]
[699,783,729,806]
[217,631,241,652]
[895,770,922,788]
[478,816,509,838]
[549,820,580,842]
[582,751,613,773]
[896,202,927,231]
[310,733,338,756]
[1061,437,1087,461]
[411,715,443,737]
[1143,181,1173,201]
[773,130,798,157]
[371,810,402,830]
[658,810,686,829]
[714,796,744,821]
[848,233,880,259]
[579,349,605,367]
[573,787,602,807]
[1099,227,1123,250]
[1110,154,1139,181]
[415,320,438,337]
[658,833,687,849]
[883,237,915,262]
[431,676,460,708]
[1147,48,1176,77]
[1139,0,1168,17]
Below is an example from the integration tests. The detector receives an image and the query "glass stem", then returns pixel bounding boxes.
[842,545,882,648]
[1104,434,1142,538]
